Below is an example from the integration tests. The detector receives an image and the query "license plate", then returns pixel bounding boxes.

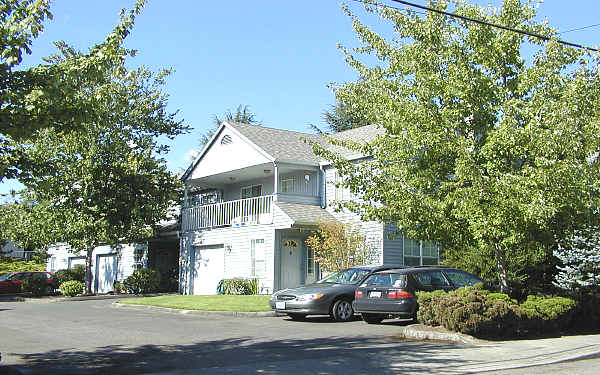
[276,301,286,309]
[369,291,382,298]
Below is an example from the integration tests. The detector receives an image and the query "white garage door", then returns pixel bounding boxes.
[192,245,224,295]
[96,254,118,294]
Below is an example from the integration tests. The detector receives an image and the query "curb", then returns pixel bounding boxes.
[0,293,176,303]
[112,301,278,318]
[390,325,481,345]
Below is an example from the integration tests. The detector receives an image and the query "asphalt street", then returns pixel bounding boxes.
[1,299,598,374]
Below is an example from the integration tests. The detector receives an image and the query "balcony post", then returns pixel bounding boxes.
[273,162,279,202]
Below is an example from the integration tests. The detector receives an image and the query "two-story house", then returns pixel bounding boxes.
[179,122,440,295]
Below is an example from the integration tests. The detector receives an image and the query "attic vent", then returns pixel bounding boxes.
[221,135,233,145]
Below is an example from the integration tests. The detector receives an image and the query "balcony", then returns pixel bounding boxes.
[182,195,274,231]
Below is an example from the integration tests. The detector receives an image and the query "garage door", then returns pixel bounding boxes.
[191,245,224,295]
[96,254,118,294]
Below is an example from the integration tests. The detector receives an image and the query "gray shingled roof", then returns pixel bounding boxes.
[228,122,383,164]
[275,202,337,226]
[229,122,324,165]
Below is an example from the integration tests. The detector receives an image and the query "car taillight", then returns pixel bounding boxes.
[387,290,413,299]
[355,290,364,298]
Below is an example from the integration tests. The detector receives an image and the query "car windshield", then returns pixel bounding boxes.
[0,273,15,281]
[361,273,407,288]
[316,268,371,285]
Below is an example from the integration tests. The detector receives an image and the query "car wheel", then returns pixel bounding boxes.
[331,299,354,322]
[361,313,385,324]
[44,285,53,295]
[288,313,306,321]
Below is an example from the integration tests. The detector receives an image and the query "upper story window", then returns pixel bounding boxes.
[220,135,233,145]
[404,238,439,266]
[241,184,262,199]
[333,171,351,201]
[281,178,294,193]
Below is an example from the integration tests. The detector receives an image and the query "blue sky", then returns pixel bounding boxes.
[2,0,599,196]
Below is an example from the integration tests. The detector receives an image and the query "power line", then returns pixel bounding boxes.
[389,0,598,52]
[348,0,598,52]
[560,23,600,35]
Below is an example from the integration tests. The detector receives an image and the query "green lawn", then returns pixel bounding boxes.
[118,294,272,312]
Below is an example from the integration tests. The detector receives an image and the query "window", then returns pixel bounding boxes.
[241,184,262,199]
[403,239,439,266]
[306,247,315,276]
[333,171,350,201]
[281,178,294,193]
[403,239,421,266]
[251,239,266,278]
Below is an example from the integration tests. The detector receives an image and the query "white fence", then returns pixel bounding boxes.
[182,195,273,231]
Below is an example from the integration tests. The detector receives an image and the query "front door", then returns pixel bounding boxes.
[280,238,301,289]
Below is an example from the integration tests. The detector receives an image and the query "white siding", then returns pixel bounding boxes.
[323,166,384,264]
[46,243,146,293]
[222,176,274,201]
[189,128,271,180]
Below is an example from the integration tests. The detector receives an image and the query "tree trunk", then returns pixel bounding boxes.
[494,243,510,294]
[85,247,94,294]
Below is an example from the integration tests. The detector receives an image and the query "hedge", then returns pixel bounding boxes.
[416,285,577,338]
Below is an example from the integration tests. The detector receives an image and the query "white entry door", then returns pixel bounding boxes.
[280,239,301,289]
[192,245,225,295]
[96,254,118,293]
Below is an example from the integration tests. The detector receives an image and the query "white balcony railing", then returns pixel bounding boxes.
[182,195,273,231]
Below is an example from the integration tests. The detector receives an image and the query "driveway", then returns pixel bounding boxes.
[1,299,599,374]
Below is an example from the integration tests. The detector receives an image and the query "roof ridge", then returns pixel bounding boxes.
[227,122,323,139]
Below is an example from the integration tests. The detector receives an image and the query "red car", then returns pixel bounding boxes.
[0,271,55,294]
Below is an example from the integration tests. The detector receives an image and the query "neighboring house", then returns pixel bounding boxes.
[179,122,440,295]
[46,219,180,294]
[0,241,35,261]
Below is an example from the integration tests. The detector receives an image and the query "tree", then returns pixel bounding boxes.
[199,104,259,146]
[310,102,370,134]
[305,221,376,273]
[313,0,600,293]
[1,2,186,294]
[0,0,164,181]
[554,225,600,293]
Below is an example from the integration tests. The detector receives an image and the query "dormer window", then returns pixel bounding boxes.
[220,135,233,145]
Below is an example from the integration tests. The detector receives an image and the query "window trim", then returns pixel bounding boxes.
[251,239,266,278]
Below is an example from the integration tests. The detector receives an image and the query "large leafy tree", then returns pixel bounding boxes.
[314,0,600,293]
[1,1,186,293]
[0,0,163,180]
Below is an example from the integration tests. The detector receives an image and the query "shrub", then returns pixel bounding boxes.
[216,278,258,295]
[486,293,517,304]
[21,276,50,297]
[54,265,86,286]
[519,295,577,332]
[123,268,161,294]
[416,287,577,338]
[60,280,83,296]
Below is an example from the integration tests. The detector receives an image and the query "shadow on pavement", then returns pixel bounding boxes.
[13,335,469,375]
